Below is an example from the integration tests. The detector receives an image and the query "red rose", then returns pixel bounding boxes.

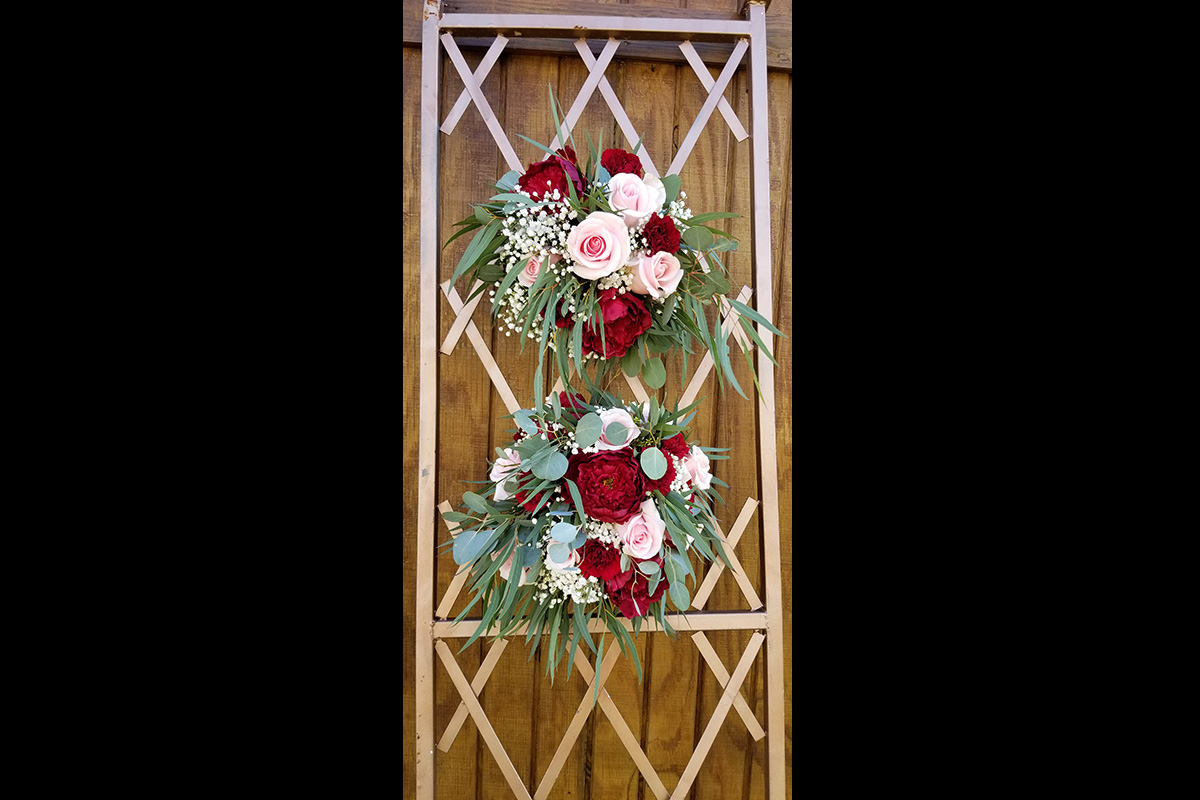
[579,539,623,581]
[581,287,652,359]
[564,449,646,524]
[601,148,644,178]
[518,147,586,200]
[660,433,690,460]
[553,297,573,329]
[609,569,667,619]
[642,214,681,255]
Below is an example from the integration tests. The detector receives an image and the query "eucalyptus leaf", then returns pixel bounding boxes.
[550,522,577,543]
[512,409,538,435]
[641,357,666,389]
[574,413,602,448]
[637,560,659,575]
[604,421,630,446]
[661,174,682,204]
[669,578,690,611]
[533,451,569,481]
[640,447,667,480]
[463,492,491,515]
[681,225,714,252]
[548,542,570,565]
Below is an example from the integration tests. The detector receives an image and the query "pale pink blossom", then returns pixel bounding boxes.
[617,499,666,560]
[630,251,684,298]
[606,173,664,229]
[566,211,631,280]
[517,252,560,288]
[680,445,712,491]
[594,408,638,451]
[490,448,522,501]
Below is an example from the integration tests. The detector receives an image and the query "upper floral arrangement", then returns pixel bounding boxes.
[445,106,784,401]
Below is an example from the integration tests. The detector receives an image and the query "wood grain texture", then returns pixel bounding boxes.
[404,0,793,72]
[404,25,792,797]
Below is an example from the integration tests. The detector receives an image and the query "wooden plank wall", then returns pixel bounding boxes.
[404,3,792,796]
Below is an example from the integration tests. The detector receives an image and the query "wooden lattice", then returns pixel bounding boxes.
[416,3,785,797]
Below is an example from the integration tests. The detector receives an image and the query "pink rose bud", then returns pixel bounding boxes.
[606,173,664,229]
[517,253,560,288]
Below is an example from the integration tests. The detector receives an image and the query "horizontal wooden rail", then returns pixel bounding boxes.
[404,0,793,72]
[433,610,767,638]
[439,13,751,41]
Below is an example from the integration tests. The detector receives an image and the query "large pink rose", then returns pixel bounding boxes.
[606,173,665,229]
[630,251,683,298]
[680,445,712,491]
[567,212,630,280]
[595,408,638,451]
[617,499,666,560]
[518,253,560,288]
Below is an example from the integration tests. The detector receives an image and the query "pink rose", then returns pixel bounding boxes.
[567,212,630,280]
[630,251,683,298]
[680,445,712,491]
[545,545,582,572]
[606,173,665,229]
[618,499,665,560]
[595,408,638,451]
[495,550,536,585]
[490,448,521,501]
[518,253,560,288]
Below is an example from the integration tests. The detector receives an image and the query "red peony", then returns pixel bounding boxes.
[578,539,623,581]
[564,449,646,524]
[581,287,652,359]
[660,433,690,460]
[642,213,681,255]
[601,148,644,178]
[518,146,586,200]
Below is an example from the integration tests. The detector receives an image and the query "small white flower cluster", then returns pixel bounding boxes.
[667,193,694,228]
[667,453,692,494]
[596,267,636,294]
[534,565,604,606]
[498,191,574,269]
[584,519,620,546]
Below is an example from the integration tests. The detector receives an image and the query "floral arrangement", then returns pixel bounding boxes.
[444,103,783,400]
[441,386,732,683]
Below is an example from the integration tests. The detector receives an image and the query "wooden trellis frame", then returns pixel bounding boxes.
[416,1,785,797]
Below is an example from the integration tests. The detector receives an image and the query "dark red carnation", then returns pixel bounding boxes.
[601,148,644,178]
[563,449,645,524]
[581,287,652,359]
[644,454,676,495]
[513,486,548,513]
[518,147,586,200]
[609,569,668,619]
[578,539,623,581]
[559,391,587,413]
[553,297,574,329]
[642,213,681,255]
[660,433,690,460]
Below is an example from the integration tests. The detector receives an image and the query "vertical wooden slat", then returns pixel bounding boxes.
[417,3,442,798]
[746,6,785,800]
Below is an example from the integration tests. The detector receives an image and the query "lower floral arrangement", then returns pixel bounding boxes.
[443,387,732,684]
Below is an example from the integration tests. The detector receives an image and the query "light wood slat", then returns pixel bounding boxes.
[678,41,748,142]
[416,5,442,797]
[691,633,765,742]
[550,376,564,395]
[437,638,510,752]
[572,650,670,800]
[440,33,524,172]
[667,39,749,176]
[623,371,650,403]
[668,632,765,799]
[435,610,767,638]
[435,640,534,800]
[717,293,752,354]
[679,286,752,408]
[439,12,752,40]
[691,497,762,611]
[533,645,622,800]
[434,501,472,619]
[440,35,508,135]
[746,6,785,797]
[547,38,622,152]
[441,279,486,356]
[440,280,521,414]
[574,40,659,178]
